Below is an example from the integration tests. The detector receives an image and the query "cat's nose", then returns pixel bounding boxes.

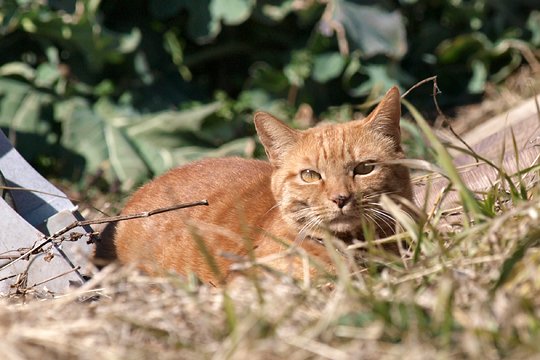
[331,194,352,209]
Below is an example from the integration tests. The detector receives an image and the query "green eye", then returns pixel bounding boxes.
[300,169,322,183]
[353,162,375,176]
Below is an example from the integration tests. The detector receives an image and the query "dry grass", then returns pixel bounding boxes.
[2,171,540,359]
[3,79,540,359]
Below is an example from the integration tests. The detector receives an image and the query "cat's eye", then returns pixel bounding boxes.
[353,162,375,176]
[300,169,322,183]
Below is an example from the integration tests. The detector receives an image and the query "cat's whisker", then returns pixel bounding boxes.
[359,202,394,227]
[291,207,318,225]
[296,216,324,245]
[297,216,318,236]
[371,211,396,225]
[263,202,283,217]
[364,202,402,226]
[360,190,400,204]
[361,212,386,234]
[363,203,395,220]
[370,211,395,230]
[368,209,399,233]
[363,211,394,234]
[365,212,390,228]
[293,206,334,225]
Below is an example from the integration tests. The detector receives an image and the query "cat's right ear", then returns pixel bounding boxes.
[254,112,300,165]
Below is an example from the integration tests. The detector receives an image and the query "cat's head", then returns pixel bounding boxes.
[254,86,412,242]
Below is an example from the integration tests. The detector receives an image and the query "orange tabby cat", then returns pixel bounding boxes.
[112,87,412,284]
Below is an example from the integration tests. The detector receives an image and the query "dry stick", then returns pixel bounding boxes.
[0,185,80,201]
[402,76,478,160]
[29,266,81,290]
[400,75,438,99]
[0,273,17,282]
[0,199,209,273]
[74,199,209,227]
[0,185,112,217]
[431,78,478,159]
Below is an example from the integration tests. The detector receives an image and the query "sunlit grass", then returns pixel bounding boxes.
[2,97,540,359]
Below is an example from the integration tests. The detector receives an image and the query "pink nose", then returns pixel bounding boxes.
[331,194,352,209]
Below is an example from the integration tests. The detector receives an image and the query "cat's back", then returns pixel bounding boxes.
[113,157,277,277]
[124,157,273,211]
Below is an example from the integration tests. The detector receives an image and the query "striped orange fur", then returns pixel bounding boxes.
[111,87,413,284]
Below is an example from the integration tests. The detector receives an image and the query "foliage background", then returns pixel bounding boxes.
[0,0,538,190]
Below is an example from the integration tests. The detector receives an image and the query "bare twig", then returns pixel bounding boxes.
[74,199,209,227]
[0,185,112,217]
[0,185,79,201]
[0,200,209,273]
[0,273,17,282]
[29,266,81,289]
[400,75,438,99]
[402,75,478,160]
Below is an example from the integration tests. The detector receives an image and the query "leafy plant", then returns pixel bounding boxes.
[0,0,537,189]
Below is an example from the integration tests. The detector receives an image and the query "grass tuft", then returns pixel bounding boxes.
[2,94,540,359]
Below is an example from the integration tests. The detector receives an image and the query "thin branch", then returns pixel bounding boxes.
[0,185,112,217]
[402,75,478,161]
[29,266,81,289]
[0,185,79,201]
[0,199,209,273]
[75,199,209,227]
[0,273,17,282]
[400,76,438,99]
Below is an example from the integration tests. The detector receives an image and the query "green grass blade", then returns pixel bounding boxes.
[402,99,483,219]
[190,227,226,286]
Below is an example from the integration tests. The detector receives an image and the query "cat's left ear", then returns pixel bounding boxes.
[254,112,300,165]
[363,86,401,142]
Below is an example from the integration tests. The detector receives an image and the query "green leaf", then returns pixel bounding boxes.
[16,6,141,72]
[527,10,540,46]
[0,78,51,135]
[348,64,398,97]
[125,138,174,175]
[468,59,487,94]
[126,102,222,138]
[104,124,148,190]
[125,102,223,175]
[284,50,312,87]
[236,89,289,119]
[170,137,255,165]
[35,63,60,88]
[332,1,407,59]
[490,46,522,83]
[56,97,149,188]
[312,52,345,83]
[210,0,254,26]
[131,136,254,176]
[260,0,295,21]
[0,62,35,81]
[57,97,111,179]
